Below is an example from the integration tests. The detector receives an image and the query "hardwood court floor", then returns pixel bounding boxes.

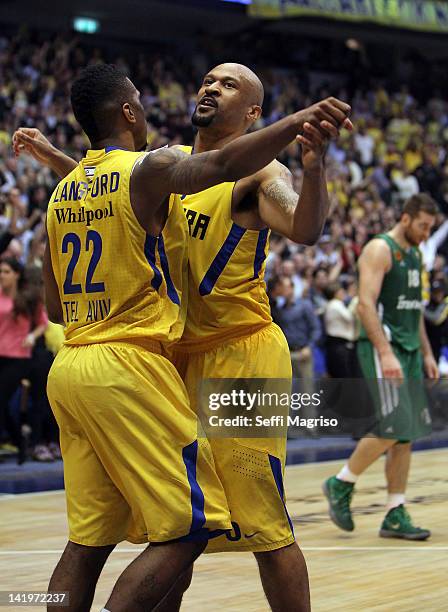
[0,449,447,611]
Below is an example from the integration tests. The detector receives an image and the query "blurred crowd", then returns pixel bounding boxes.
[1,29,448,460]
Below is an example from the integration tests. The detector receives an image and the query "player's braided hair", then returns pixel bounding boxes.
[70,64,132,142]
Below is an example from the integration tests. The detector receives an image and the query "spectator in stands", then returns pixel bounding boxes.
[354,122,375,168]
[346,151,363,187]
[391,161,419,203]
[0,257,48,451]
[324,281,359,378]
[424,279,448,364]
[25,266,60,461]
[369,160,393,204]
[0,192,42,257]
[414,151,443,206]
[315,235,340,267]
[6,188,35,262]
[307,267,330,317]
[1,25,448,450]
[279,259,304,300]
[420,215,448,273]
[269,275,321,419]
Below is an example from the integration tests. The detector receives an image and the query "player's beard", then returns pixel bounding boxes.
[404,227,420,246]
[191,107,216,127]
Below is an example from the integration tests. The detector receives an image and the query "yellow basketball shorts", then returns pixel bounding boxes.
[47,342,232,547]
[172,323,295,553]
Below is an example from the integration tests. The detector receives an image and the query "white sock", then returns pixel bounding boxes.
[101,609,111,611]
[387,493,405,511]
[337,465,358,483]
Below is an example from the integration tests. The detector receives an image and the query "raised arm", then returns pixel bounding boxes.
[255,161,327,244]
[257,162,330,245]
[356,239,403,378]
[13,128,77,179]
[255,162,304,240]
[255,116,340,244]
[132,97,352,203]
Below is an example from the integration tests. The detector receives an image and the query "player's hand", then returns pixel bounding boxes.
[297,122,329,171]
[12,128,55,165]
[296,97,353,141]
[379,349,403,381]
[423,354,439,380]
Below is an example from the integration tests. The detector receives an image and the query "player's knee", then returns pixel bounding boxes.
[66,540,115,562]
[254,542,301,567]
[380,438,399,451]
[169,540,206,566]
[254,549,278,569]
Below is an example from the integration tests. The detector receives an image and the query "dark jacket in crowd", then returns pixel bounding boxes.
[272,298,321,350]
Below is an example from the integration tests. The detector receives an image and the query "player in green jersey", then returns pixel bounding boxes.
[324,194,439,540]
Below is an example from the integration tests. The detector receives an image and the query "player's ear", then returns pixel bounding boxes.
[122,102,136,124]
[247,105,262,123]
[401,212,411,228]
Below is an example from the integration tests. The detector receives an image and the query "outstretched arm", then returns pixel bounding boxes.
[13,128,77,178]
[132,97,352,203]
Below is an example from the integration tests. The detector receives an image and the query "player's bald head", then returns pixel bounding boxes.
[192,62,264,131]
[212,63,264,107]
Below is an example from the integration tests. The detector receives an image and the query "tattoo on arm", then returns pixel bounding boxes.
[169,150,219,194]
[143,147,220,195]
[260,173,298,215]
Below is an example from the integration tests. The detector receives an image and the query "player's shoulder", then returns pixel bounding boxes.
[254,159,292,185]
[363,235,391,253]
[359,236,392,268]
[236,159,292,196]
[132,145,185,176]
[62,164,79,182]
[172,144,192,154]
[149,144,191,161]
[48,164,78,202]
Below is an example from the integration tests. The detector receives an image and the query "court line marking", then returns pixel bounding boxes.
[0,490,65,500]
[286,446,447,471]
[302,546,448,551]
[0,547,447,554]
[0,449,445,499]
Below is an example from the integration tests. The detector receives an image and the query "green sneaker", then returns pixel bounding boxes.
[379,505,431,541]
[323,476,355,531]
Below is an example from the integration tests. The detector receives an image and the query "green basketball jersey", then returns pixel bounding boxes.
[359,234,422,351]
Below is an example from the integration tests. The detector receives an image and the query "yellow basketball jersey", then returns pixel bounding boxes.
[421,259,430,305]
[174,146,272,351]
[46,147,188,347]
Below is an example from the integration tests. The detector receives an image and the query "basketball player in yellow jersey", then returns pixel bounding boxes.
[23,64,351,612]
[166,64,352,612]
[15,70,350,611]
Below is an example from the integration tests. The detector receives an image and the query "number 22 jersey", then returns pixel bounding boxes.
[46,147,188,347]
